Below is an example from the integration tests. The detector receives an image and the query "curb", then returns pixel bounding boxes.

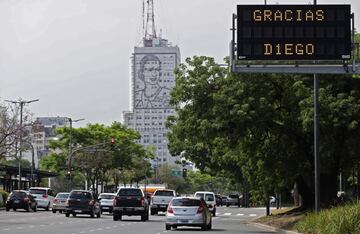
[247,221,302,234]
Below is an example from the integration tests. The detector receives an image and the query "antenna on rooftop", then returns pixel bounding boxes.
[143,0,157,40]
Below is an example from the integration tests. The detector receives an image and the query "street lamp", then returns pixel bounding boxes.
[67,118,85,192]
[5,99,39,190]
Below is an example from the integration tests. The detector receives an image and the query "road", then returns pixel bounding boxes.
[0,206,279,234]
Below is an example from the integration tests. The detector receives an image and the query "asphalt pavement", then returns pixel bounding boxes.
[0,206,280,234]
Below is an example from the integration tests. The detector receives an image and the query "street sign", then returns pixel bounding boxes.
[237,5,351,60]
[171,170,181,177]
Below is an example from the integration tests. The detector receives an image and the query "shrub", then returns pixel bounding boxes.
[295,202,360,234]
[0,190,9,207]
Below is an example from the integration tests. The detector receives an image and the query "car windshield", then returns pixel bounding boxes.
[56,193,69,199]
[155,190,174,196]
[69,191,91,199]
[117,189,142,196]
[10,191,27,198]
[29,189,46,195]
[100,194,115,199]
[172,199,201,206]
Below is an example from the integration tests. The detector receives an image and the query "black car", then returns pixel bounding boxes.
[65,190,101,218]
[215,194,223,206]
[6,190,37,212]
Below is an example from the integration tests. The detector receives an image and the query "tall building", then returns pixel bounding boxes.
[22,117,69,168]
[123,0,180,168]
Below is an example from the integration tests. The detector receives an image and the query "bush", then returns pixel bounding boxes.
[0,190,9,207]
[295,202,360,234]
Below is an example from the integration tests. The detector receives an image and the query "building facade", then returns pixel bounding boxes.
[123,37,181,168]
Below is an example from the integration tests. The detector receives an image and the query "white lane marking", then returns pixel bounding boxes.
[97,228,103,230]
[237,213,245,216]
[89,230,95,232]
[106,227,111,229]
[16,227,24,229]
[3,229,10,231]
[223,213,232,216]
[249,214,257,217]
[80,231,85,234]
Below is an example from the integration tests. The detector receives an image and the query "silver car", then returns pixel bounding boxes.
[165,197,212,231]
[99,193,116,214]
[52,192,69,213]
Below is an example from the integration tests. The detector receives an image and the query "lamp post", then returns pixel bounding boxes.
[67,118,85,192]
[5,99,39,190]
[22,139,35,187]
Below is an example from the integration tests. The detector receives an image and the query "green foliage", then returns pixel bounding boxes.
[185,171,234,194]
[168,55,360,207]
[4,159,31,168]
[0,189,9,207]
[296,202,360,234]
[39,121,152,191]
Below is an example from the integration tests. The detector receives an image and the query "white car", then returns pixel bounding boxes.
[29,187,55,211]
[194,191,216,216]
[99,193,116,214]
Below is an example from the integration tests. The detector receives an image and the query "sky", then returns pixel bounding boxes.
[0,0,359,127]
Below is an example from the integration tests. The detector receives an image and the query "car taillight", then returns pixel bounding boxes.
[42,194,48,198]
[140,197,145,206]
[113,198,117,206]
[53,199,59,203]
[197,205,205,213]
[89,200,95,206]
[167,204,174,214]
[23,197,29,203]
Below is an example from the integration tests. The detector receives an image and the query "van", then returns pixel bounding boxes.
[29,187,55,211]
[194,191,216,216]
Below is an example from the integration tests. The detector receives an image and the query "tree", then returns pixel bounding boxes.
[167,55,360,209]
[40,122,153,192]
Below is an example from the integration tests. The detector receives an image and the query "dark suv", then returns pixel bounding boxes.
[113,188,149,221]
[6,190,37,212]
[65,190,101,218]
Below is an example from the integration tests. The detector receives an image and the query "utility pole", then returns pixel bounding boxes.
[5,99,39,190]
[67,118,84,192]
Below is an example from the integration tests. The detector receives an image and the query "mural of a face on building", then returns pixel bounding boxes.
[140,55,161,85]
[135,55,171,109]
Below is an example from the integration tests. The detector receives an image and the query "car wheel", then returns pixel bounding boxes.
[226,204,229,207]
[13,208,16,211]
[141,214,146,221]
[6,207,9,212]
[52,210,56,213]
[165,225,171,230]
[201,224,207,231]
[113,213,119,221]
[150,209,155,215]
[65,213,70,217]
[59,210,62,213]
[73,213,77,217]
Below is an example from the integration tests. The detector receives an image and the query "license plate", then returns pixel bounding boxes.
[125,208,133,211]
[74,210,82,213]
[160,205,166,208]
[103,207,109,209]
[178,220,188,223]
[14,200,20,203]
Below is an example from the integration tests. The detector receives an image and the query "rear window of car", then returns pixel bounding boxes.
[229,195,239,198]
[56,193,69,199]
[100,194,115,199]
[10,191,27,198]
[172,199,201,206]
[117,189,142,196]
[29,189,46,195]
[205,194,214,202]
[195,193,204,199]
[154,190,174,196]
[69,191,91,199]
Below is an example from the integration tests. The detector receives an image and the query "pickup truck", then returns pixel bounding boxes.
[113,188,149,221]
[150,189,176,215]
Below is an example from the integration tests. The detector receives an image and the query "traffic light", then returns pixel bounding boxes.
[182,168,187,178]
